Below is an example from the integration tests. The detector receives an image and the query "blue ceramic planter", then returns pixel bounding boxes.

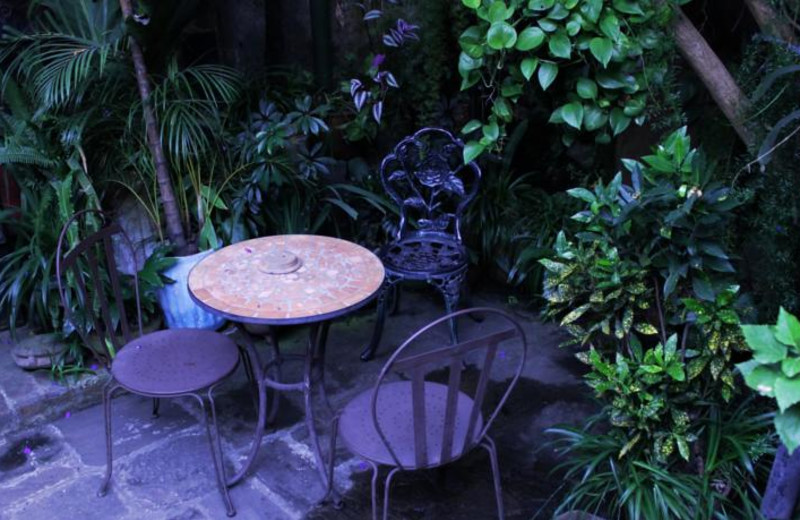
[157,250,226,330]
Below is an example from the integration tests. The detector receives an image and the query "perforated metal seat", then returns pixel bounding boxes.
[380,236,468,277]
[112,329,239,396]
[339,381,483,468]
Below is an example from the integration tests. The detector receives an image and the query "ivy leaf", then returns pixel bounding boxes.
[482,121,499,141]
[538,61,558,90]
[520,58,538,80]
[487,21,518,49]
[528,0,555,10]
[609,107,631,135]
[580,0,602,23]
[613,0,645,15]
[776,377,800,412]
[775,405,800,454]
[516,26,545,50]
[462,0,481,7]
[576,78,598,100]
[590,37,613,67]
[599,13,621,42]
[741,324,787,363]
[548,32,572,59]
[463,141,485,163]
[561,102,584,129]
[776,307,800,347]
[583,105,607,131]
[461,119,482,134]
[488,1,512,22]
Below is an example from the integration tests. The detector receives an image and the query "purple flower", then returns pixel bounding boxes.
[371,54,385,69]
[90,364,98,371]
[65,411,72,419]
[23,445,32,456]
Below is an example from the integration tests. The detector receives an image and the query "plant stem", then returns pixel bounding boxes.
[653,276,668,345]
[118,0,188,252]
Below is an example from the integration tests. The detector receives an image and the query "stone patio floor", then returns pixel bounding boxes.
[0,287,595,520]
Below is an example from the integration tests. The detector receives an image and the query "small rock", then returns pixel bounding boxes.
[10,334,69,370]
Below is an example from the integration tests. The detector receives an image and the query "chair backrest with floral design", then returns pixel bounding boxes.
[380,128,481,242]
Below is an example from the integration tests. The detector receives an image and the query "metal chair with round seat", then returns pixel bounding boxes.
[56,210,243,517]
[328,307,527,520]
[360,127,481,362]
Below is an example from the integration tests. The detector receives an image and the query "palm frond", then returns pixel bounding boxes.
[0,146,58,168]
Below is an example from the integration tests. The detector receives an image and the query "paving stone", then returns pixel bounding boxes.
[112,431,232,511]
[3,469,129,520]
[0,428,65,482]
[54,392,200,468]
[0,465,78,507]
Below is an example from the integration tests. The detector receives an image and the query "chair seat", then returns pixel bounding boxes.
[381,235,467,277]
[338,381,483,468]
[112,329,239,396]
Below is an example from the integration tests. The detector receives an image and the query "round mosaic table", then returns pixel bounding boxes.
[188,235,385,494]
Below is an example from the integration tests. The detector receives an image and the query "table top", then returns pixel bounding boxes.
[188,235,385,325]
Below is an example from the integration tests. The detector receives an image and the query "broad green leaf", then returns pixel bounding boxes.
[487,21,517,49]
[528,0,555,10]
[580,0,602,22]
[609,107,631,135]
[583,105,607,131]
[740,364,780,397]
[667,363,685,381]
[461,119,482,134]
[488,1,511,22]
[776,377,800,412]
[482,121,499,141]
[561,303,590,325]
[783,357,800,378]
[561,102,584,129]
[576,78,598,100]
[776,307,800,348]
[538,61,558,90]
[741,324,788,363]
[599,13,621,41]
[462,0,481,8]
[775,405,800,454]
[589,37,613,67]
[458,52,483,78]
[613,0,645,15]
[520,58,538,80]
[516,27,545,50]
[463,141,485,163]
[676,436,690,461]
[566,187,595,203]
[692,276,715,302]
[566,20,581,36]
[548,32,572,59]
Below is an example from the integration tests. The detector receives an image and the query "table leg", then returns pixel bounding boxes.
[304,321,335,490]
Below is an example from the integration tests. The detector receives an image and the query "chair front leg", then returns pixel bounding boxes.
[195,389,236,517]
[361,280,393,362]
[431,271,465,344]
[98,382,122,498]
[479,437,505,520]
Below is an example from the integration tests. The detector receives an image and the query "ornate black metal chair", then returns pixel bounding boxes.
[56,210,242,517]
[360,127,481,361]
[327,307,527,520]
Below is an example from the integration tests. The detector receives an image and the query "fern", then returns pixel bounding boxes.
[0,146,58,168]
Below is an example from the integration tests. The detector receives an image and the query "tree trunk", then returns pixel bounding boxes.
[118,0,187,251]
[744,0,796,43]
[671,7,756,149]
